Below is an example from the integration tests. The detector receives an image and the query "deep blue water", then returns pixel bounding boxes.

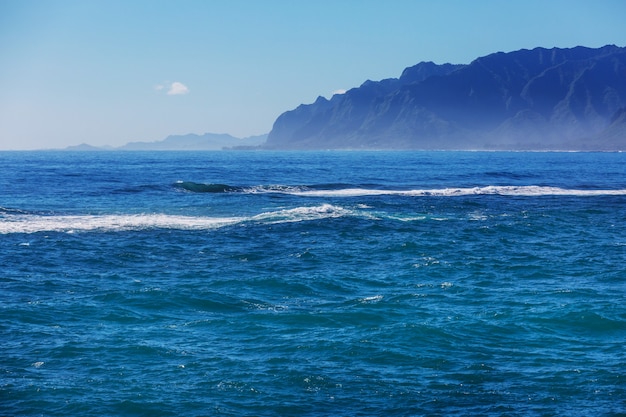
[1,151,625,416]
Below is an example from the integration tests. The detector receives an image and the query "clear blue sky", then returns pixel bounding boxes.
[1,0,625,150]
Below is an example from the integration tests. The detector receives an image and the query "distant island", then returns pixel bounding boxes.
[63,133,267,151]
[265,45,626,150]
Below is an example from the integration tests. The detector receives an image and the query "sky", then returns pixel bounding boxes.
[0,0,625,150]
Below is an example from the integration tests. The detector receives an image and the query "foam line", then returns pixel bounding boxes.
[0,213,243,234]
[281,186,626,197]
[0,204,351,234]
[174,182,626,197]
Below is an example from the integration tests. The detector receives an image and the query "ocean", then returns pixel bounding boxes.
[1,151,625,416]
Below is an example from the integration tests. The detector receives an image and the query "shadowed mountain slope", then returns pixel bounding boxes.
[266,45,626,150]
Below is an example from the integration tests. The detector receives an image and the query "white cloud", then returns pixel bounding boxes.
[167,81,189,95]
[332,89,346,96]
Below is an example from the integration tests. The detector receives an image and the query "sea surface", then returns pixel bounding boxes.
[1,151,625,416]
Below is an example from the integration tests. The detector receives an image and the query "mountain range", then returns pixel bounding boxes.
[118,133,266,150]
[64,133,267,151]
[265,45,626,150]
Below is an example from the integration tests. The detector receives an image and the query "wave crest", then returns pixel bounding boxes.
[174,181,240,193]
[173,182,626,197]
[289,185,626,197]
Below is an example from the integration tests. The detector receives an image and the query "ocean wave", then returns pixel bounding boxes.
[250,203,351,223]
[0,206,30,215]
[0,204,351,234]
[173,182,626,197]
[174,181,309,194]
[174,181,242,193]
[286,185,626,197]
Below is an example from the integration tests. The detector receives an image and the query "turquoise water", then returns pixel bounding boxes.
[1,151,625,416]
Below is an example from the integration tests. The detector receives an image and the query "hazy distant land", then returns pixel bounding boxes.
[62,133,267,151]
[64,45,626,152]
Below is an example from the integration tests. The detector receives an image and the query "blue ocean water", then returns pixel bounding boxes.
[1,151,625,416]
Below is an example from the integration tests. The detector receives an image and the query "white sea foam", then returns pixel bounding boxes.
[276,186,626,197]
[0,204,352,234]
[250,204,350,224]
[0,213,243,234]
[2,184,623,234]
[360,295,384,303]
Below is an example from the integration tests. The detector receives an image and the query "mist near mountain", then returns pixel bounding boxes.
[266,45,626,150]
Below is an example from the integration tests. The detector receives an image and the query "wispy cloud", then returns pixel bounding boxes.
[155,81,189,95]
[332,89,346,96]
[167,81,189,95]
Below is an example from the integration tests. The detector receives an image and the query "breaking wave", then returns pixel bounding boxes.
[174,182,242,193]
[290,185,626,197]
[174,181,310,194]
[174,182,626,197]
